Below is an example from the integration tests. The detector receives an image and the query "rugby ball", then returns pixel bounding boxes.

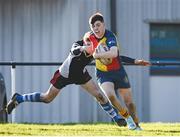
[96,44,112,65]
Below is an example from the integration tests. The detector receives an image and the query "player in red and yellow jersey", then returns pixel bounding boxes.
[88,29,121,72]
[86,12,150,130]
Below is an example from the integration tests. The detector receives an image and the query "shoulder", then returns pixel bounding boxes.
[105,30,116,38]
[88,31,96,39]
[104,30,117,47]
[87,31,98,43]
[105,30,117,44]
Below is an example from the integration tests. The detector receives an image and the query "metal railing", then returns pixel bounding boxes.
[1,61,180,67]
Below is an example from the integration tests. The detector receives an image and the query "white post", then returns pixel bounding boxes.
[11,64,16,123]
[93,101,98,122]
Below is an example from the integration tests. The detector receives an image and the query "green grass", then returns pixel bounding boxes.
[0,122,180,136]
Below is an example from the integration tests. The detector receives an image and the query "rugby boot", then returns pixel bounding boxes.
[135,125,143,131]
[115,118,127,127]
[6,93,21,114]
[134,121,143,130]
[125,116,137,130]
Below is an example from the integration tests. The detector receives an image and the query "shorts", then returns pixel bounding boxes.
[96,67,131,90]
[50,70,92,89]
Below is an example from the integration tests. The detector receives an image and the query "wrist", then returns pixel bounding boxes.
[80,46,84,52]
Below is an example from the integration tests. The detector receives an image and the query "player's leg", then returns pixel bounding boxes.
[81,79,106,104]
[80,79,126,126]
[6,69,65,114]
[99,82,136,130]
[99,82,129,118]
[41,85,60,103]
[118,88,141,130]
[6,85,60,114]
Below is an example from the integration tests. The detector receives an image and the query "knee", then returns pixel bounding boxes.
[41,94,54,103]
[41,87,59,103]
[124,98,133,106]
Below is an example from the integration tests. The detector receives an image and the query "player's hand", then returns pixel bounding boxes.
[81,46,93,55]
[134,59,151,66]
[92,48,99,59]
[80,46,88,51]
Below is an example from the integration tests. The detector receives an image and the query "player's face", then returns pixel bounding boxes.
[90,21,105,39]
[84,40,93,55]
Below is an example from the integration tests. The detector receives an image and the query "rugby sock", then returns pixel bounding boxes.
[16,92,41,103]
[119,107,129,118]
[100,102,122,122]
[127,103,139,126]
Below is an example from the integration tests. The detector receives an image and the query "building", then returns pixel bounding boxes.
[0,0,180,123]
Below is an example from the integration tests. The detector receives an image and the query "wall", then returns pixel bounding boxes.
[150,77,180,122]
[1,0,180,123]
[116,0,180,122]
[0,0,112,123]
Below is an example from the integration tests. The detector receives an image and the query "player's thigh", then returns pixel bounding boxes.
[81,79,100,97]
[100,82,116,97]
[118,88,133,103]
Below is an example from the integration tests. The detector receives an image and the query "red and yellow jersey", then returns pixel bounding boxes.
[88,30,122,72]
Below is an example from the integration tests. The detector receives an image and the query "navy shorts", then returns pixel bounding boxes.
[96,67,131,90]
[50,70,92,89]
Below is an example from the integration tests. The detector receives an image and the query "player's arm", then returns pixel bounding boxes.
[120,56,135,64]
[71,40,92,56]
[70,40,87,56]
[120,55,151,66]
[93,46,118,59]
[70,41,82,56]
[93,36,118,59]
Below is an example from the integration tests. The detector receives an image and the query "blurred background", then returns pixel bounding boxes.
[0,0,180,123]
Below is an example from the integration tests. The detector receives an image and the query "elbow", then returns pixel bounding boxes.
[109,48,118,58]
[111,52,118,58]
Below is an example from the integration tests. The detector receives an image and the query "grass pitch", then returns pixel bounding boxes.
[0,122,180,136]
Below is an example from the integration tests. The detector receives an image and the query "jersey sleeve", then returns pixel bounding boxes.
[70,40,83,56]
[106,34,117,48]
[120,55,135,64]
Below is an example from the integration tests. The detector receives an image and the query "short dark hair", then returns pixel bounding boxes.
[89,12,104,25]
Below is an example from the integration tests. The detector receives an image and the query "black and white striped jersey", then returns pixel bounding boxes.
[59,40,93,79]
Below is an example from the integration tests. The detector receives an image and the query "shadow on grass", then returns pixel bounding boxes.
[19,122,113,126]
